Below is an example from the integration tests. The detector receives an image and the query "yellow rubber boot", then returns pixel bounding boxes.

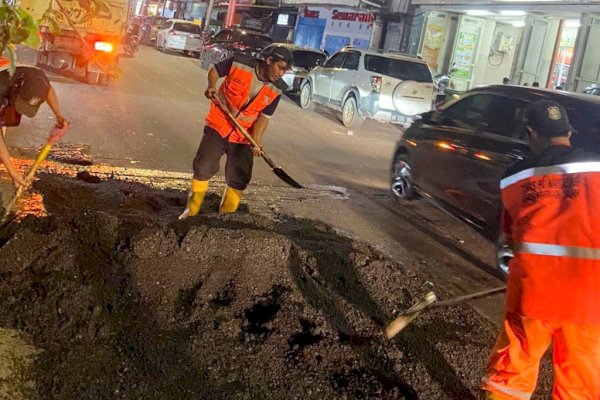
[219,186,242,214]
[178,179,209,220]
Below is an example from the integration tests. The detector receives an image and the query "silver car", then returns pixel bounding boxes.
[300,47,435,128]
[155,19,203,57]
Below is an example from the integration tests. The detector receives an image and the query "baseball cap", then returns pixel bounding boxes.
[11,66,51,118]
[524,99,573,137]
[261,45,293,65]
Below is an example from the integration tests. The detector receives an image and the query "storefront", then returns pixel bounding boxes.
[293,6,376,55]
[409,1,600,92]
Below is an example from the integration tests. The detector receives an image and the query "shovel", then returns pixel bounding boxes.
[212,96,303,189]
[385,286,506,340]
[1,123,69,224]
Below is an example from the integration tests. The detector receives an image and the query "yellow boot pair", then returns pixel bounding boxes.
[179,180,242,219]
[178,179,209,220]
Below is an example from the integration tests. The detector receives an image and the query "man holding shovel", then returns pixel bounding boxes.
[1,65,69,209]
[179,45,292,219]
[482,100,600,399]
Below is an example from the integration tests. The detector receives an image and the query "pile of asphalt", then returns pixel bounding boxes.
[0,174,552,399]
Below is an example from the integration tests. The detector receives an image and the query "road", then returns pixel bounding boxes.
[7,46,506,324]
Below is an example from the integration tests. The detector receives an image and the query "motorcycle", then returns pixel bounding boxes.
[124,34,140,57]
[434,67,459,108]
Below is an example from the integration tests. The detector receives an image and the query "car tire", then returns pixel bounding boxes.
[299,82,314,110]
[496,233,512,279]
[341,96,364,128]
[390,153,416,200]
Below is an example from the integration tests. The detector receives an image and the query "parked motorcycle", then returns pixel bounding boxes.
[434,67,458,108]
[124,34,140,57]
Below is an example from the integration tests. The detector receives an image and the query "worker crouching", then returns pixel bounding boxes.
[179,45,292,219]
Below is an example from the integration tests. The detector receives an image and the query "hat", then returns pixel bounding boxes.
[11,67,51,118]
[524,99,573,137]
[261,45,293,65]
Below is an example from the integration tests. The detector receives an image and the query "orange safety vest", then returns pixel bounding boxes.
[205,56,285,144]
[500,161,600,325]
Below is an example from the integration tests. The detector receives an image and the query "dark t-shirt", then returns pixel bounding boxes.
[214,57,281,117]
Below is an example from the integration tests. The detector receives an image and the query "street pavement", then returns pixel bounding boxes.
[5,46,507,324]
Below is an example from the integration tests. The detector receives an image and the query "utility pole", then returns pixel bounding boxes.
[225,0,237,28]
[202,0,215,32]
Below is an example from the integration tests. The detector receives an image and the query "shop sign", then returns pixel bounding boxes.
[332,10,374,23]
[304,9,320,18]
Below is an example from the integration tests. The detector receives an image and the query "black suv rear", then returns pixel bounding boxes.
[199,27,273,70]
[390,85,600,275]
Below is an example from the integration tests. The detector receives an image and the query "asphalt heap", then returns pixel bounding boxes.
[0,173,553,399]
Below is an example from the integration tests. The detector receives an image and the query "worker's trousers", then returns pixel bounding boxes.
[482,312,600,400]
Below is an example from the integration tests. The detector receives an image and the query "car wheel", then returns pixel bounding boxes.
[390,154,416,200]
[341,96,364,128]
[496,233,512,278]
[299,82,314,110]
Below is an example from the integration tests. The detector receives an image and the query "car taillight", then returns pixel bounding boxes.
[94,41,114,53]
[169,29,177,35]
[370,76,382,93]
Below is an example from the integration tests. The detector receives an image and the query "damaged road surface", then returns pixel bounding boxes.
[0,173,553,399]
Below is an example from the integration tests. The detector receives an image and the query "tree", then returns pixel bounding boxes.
[0,0,40,74]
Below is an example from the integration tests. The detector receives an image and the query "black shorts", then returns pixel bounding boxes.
[192,126,254,190]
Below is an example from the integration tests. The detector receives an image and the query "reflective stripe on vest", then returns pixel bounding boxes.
[482,377,532,400]
[500,161,600,189]
[515,242,600,260]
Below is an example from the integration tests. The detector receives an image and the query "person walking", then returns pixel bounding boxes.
[1,65,69,198]
[179,45,292,219]
[482,99,600,399]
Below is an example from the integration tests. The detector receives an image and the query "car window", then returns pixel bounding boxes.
[324,53,347,69]
[292,51,326,69]
[240,34,273,49]
[173,23,201,34]
[160,21,172,30]
[441,94,494,130]
[214,30,232,42]
[364,55,432,83]
[565,102,600,152]
[479,96,526,138]
[342,51,360,70]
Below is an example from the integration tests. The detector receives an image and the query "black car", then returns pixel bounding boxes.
[390,85,600,275]
[199,27,273,70]
[271,44,327,93]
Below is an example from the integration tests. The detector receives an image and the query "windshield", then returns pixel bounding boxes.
[240,34,272,49]
[365,55,432,83]
[173,23,201,34]
[292,51,326,69]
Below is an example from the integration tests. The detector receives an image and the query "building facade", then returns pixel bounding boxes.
[405,0,600,91]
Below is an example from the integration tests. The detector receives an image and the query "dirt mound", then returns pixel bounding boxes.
[0,174,552,399]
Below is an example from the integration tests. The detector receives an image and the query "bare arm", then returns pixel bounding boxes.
[46,86,68,127]
[0,133,26,187]
[250,115,269,157]
[204,66,220,99]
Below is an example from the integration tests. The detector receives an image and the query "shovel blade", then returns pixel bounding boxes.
[273,167,303,189]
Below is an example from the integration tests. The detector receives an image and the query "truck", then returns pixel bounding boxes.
[17,0,129,85]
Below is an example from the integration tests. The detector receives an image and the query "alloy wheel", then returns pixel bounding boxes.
[496,234,512,277]
[342,97,356,127]
[300,84,311,109]
[391,157,413,199]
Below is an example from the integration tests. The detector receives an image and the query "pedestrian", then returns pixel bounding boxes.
[532,81,540,87]
[179,44,292,219]
[502,77,510,84]
[482,99,600,399]
[1,66,69,198]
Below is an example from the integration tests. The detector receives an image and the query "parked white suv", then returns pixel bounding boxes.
[300,47,435,127]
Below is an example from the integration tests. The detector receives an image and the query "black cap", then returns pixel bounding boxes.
[524,99,573,137]
[11,66,51,118]
[261,45,293,65]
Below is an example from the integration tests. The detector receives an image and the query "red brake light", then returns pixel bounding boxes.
[370,76,382,93]
[94,41,114,53]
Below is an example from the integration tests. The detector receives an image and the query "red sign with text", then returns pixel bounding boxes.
[332,10,374,23]
[304,9,320,18]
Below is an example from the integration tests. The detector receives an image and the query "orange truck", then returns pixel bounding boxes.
[17,0,129,85]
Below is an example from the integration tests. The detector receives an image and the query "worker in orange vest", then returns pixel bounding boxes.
[179,45,292,219]
[482,99,600,399]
